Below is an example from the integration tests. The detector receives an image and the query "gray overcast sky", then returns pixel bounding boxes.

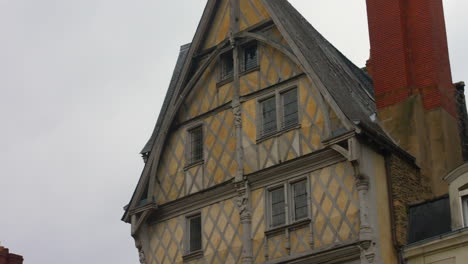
[0,1,466,263]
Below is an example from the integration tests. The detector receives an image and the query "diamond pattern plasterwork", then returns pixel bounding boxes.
[239,0,270,31]
[154,130,186,205]
[154,109,236,204]
[202,0,231,50]
[251,189,266,263]
[202,199,243,264]
[310,162,360,248]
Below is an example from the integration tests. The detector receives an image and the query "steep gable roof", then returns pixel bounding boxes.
[141,43,191,154]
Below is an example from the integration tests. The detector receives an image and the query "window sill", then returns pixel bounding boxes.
[184,160,204,171]
[240,65,260,76]
[216,76,233,88]
[216,66,260,88]
[265,218,311,237]
[257,124,301,144]
[182,250,204,262]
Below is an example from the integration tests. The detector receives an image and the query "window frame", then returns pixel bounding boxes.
[460,189,468,227]
[219,50,234,81]
[241,42,259,73]
[186,124,204,167]
[265,176,310,230]
[290,179,309,222]
[185,212,203,256]
[258,95,279,138]
[256,85,300,140]
[280,87,300,129]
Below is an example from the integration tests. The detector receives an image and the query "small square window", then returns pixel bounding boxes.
[281,88,299,128]
[188,214,202,253]
[260,97,277,137]
[292,181,308,221]
[188,126,203,164]
[270,187,286,227]
[244,44,258,72]
[463,195,468,227]
[220,51,234,80]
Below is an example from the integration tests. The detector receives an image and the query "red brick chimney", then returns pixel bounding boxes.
[0,247,23,264]
[365,0,463,195]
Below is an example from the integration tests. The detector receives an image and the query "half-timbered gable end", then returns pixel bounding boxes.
[123,1,435,264]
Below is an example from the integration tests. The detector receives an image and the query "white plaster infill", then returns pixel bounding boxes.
[403,228,468,259]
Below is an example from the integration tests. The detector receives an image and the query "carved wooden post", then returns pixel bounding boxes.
[235,181,254,264]
[353,162,376,263]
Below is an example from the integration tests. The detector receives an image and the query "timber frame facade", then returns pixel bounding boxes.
[122,1,441,264]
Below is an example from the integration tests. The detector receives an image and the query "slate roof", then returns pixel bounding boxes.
[140,1,390,155]
[141,43,191,154]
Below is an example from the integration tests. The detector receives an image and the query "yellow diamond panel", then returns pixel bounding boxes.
[154,129,186,205]
[298,77,328,156]
[259,43,301,90]
[310,162,359,249]
[179,60,229,123]
[202,199,243,264]
[290,226,311,254]
[147,216,184,264]
[251,189,266,263]
[241,100,258,174]
[267,233,287,260]
[263,26,289,46]
[278,129,301,163]
[202,0,231,50]
[239,0,270,31]
[204,110,237,188]
[240,70,259,96]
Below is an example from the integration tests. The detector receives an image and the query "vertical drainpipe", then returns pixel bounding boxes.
[230,1,253,263]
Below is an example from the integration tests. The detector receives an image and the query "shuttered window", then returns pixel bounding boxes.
[244,44,258,71]
[281,88,299,128]
[292,181,308,220]
[189,126,203,164]
[270,187,286,227]
[221,51,234,80]
[260,97,277,136]
[188,215,202,252]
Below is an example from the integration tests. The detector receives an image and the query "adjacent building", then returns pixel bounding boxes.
[0,246,23,264]
[122,0,468,263]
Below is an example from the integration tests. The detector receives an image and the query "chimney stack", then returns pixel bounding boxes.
[366,0,464,195]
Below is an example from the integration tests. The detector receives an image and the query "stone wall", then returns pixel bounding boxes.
[387,154,432,246]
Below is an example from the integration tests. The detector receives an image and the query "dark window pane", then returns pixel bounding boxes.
[282,89,299,128]
[189,215,202,252]
[270,187,285,227]
[221,51,233,80]
[261,97,277,136]
[293,181,308,220]
[190,127,203,163]
[244,44,258,71]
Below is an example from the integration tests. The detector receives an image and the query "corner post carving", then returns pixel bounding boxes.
[352,161,376,263]
[135,239,147,264]
[235,180,253,264]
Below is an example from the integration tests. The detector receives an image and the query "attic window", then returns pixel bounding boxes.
[220,51,233,80]
[243,43,258,72]
[281,88,299,128]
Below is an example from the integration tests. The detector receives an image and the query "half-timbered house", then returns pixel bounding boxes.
[122,0,468,263]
